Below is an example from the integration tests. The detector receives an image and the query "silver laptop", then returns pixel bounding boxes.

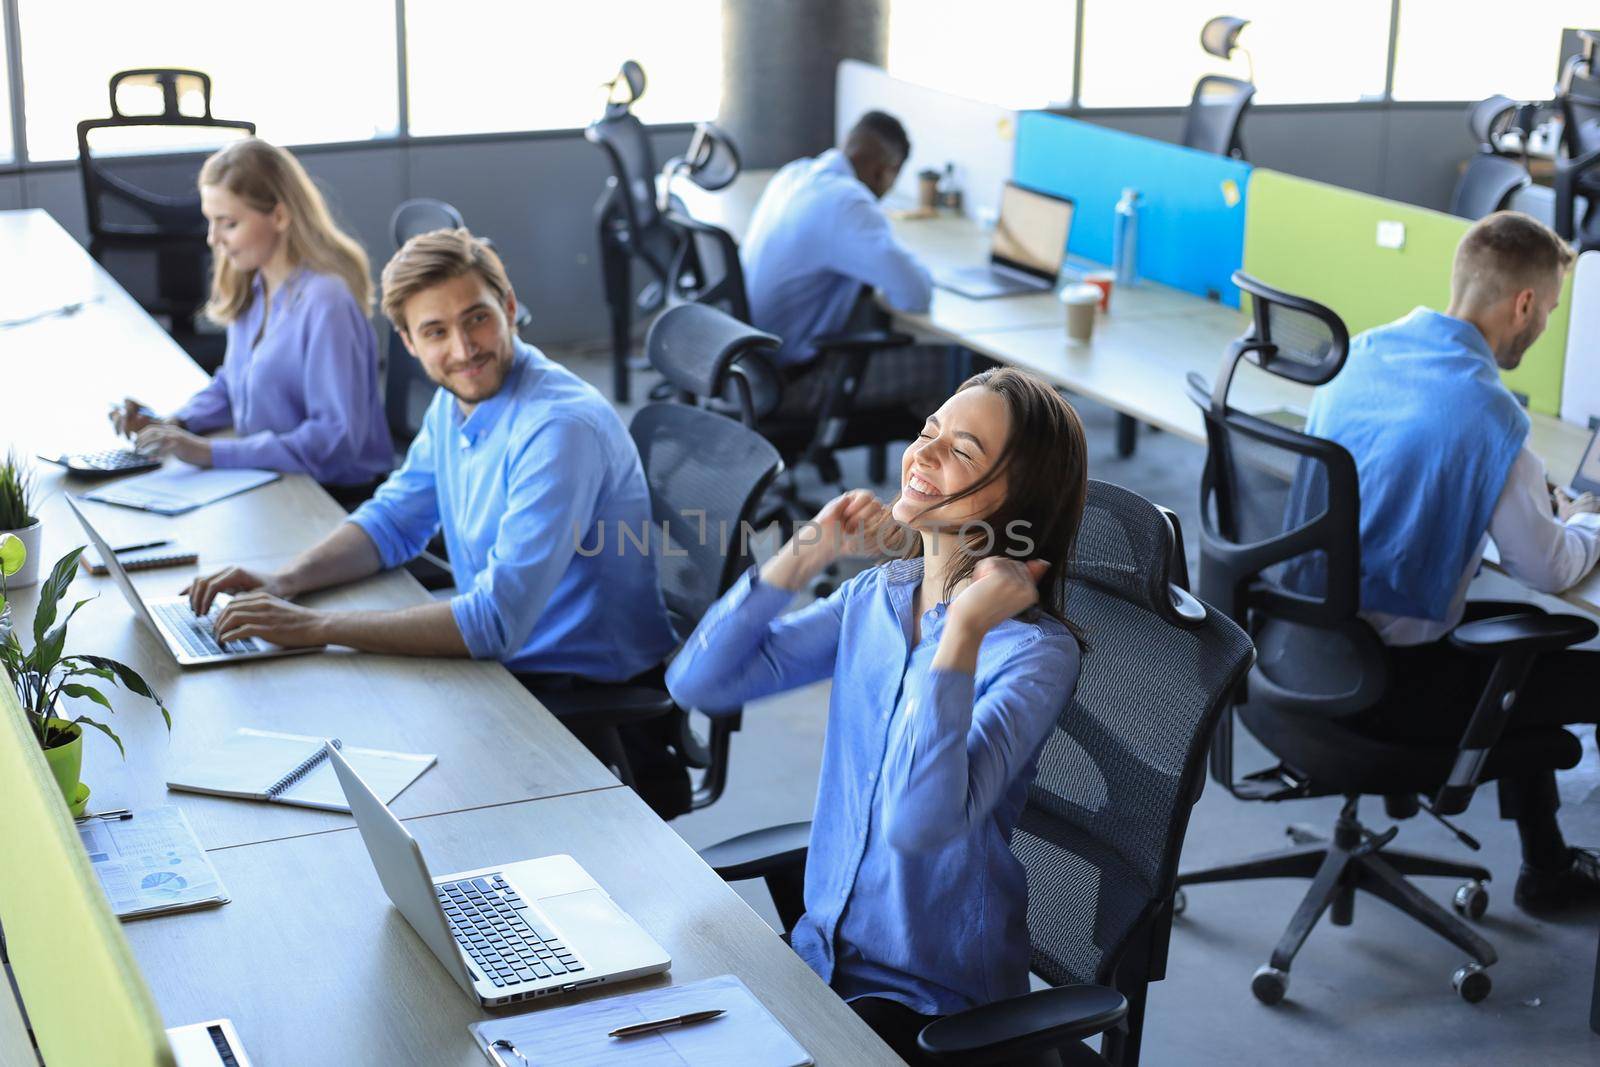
[64,495,316,667]
[934,182,1075,299]
[328,743,670,1008]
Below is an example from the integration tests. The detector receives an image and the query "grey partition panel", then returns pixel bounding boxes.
[0,174,21,211]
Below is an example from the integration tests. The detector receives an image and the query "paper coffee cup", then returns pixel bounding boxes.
[1062,284,1100,344]
[1085,271,1115,312]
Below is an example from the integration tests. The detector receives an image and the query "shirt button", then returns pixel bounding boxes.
[867,771,877,782]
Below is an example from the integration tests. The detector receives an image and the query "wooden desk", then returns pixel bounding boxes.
[122,789,899,1066]
[2,208,898,1064]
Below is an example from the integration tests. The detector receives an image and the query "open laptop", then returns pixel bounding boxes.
[1570,424,1600,497]
[64,495,317,667]
[934,182,1075,299]
[329,742,670,1008]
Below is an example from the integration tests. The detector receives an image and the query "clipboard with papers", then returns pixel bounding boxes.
[83,463,279,515]
[468,973,813,1067]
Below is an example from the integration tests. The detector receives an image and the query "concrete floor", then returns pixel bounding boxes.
[551,340,1600,1066]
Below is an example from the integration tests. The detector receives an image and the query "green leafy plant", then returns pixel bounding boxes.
[0,450,35,531]
[0,533,169,756]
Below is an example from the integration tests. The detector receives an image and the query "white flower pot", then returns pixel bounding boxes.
[3,518,42,589]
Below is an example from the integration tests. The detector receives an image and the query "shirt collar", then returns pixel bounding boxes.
[1406,307,1497,367]
[453,342,531,446]
[816,148,862,186]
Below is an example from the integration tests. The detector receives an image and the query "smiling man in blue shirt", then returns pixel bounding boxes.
[187,229,676,691]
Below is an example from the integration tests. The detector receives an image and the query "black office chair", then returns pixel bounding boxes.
[1181,18,1254,160]
[527,360,784,815]
[658,212,926,518]
[76,69,255,372]
[700,480,1255,1066]
[1555,30,1600,252]
[587,60,681,404]
[1174,271,1596,1005]
[1449,96,1535,219]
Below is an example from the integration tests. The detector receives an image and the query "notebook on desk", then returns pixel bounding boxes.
[82,463,278,515]
[468,973,813,1067]
[167,729,436,812]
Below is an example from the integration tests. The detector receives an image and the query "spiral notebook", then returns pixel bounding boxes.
[166,729,436,812]
[468,974,812,1067]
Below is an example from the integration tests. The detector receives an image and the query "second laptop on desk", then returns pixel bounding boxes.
[329,743,671,1008]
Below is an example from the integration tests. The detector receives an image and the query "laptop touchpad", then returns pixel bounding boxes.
[538,887,628,932]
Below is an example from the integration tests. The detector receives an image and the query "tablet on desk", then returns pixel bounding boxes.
[1570,426,1600,497]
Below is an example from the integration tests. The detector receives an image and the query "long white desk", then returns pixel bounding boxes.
[0,208,900,1066]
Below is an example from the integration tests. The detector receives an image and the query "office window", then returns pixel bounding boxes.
[405,1,722,137]
[1078,0,1390,107]
[0,16,12,164]
[887,0,1076,108]
[1392,2,1595,101]
[17,0,398,162]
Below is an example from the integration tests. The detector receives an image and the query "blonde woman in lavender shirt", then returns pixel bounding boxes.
[110,139,393,490]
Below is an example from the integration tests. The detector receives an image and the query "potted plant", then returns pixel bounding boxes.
[0,450,40,588]
[0,533,169,816]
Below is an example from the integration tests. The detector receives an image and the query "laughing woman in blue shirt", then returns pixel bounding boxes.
[668,368,1087,1065]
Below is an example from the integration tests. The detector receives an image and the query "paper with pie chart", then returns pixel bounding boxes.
[76,805,230,920]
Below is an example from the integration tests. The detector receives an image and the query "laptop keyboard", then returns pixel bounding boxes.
[63,448,159,472]
[150,600,266,658]
[436,874,586,988]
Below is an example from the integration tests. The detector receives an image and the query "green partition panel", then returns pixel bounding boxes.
[0,685,175,1067]
[1242,169,1571,415]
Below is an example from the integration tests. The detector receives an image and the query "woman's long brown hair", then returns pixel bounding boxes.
[900,367,1088,627]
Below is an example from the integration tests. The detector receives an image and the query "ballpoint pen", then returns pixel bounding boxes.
[488,1038,530,1066]
[75,808,132,822]
[608,1008,725,1038]
[111,540,172,554]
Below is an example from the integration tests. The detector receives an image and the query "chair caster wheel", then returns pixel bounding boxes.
[1452,880,1489,920]
[1172,888,1187,916]
[1251,964,1288,1005]
[1453,963,1491,1003]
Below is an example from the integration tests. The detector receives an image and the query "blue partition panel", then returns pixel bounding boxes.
[1014,110,1251,307]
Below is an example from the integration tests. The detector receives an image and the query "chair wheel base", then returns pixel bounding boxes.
[1453,963,1491,1003]
[1452,880,1489,920]
[1251,964,1288,1005]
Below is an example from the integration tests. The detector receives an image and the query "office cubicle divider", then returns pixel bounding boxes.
[0,684,176,1067]
[1243,169,1571,417]
[1561,251,1600,427]
[834,59,1018,222]
[1012,110,1252,307]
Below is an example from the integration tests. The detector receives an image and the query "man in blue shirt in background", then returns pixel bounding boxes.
[187,229,682,808]
[743,111,944,417]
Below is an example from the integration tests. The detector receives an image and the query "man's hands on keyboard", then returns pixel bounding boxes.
[212,590,330,649]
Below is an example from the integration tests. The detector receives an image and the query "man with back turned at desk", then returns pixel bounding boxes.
[742,109,945,418]
[184,229,683,811]
[1306,210,1600,912]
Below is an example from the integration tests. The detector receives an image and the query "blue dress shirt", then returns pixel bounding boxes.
[666,559,1080,1016]
[742,149,933,366]
[174,269,393,485]
[348,340,676,681]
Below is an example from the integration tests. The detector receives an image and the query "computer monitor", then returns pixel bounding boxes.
[989,183,1075,284]
[0,685,176,1066]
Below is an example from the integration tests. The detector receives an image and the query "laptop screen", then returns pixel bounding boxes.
[990,184,1074,281]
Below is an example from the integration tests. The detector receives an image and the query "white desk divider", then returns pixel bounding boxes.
[834,59,1017,222]
[1561,251,1600,428]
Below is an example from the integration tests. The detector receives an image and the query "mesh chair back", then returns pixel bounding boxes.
[1450,153,1531,219]
[75,69,254,322]
[664,212,752,321]
[587,109,661,237]
[629,403,782,636]
[391,198,465,246]
[1013,480,1253,987]
[1181,76,1254,159]
[645,303,782,423]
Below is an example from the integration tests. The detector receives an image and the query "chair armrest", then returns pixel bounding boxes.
[526,684,675,729]
[916,984,1127,1065]
[813,329,916,353]
[1449,612,1598,655]
[698,821,811,882]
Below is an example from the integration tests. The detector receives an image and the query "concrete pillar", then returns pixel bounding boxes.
[719,0,888,169]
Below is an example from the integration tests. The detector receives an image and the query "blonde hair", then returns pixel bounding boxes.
[199,138,373,323]
[380,229,513,335]
[1450,210,1575,310]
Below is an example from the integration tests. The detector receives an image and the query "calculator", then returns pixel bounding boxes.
[44,449,162,478]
